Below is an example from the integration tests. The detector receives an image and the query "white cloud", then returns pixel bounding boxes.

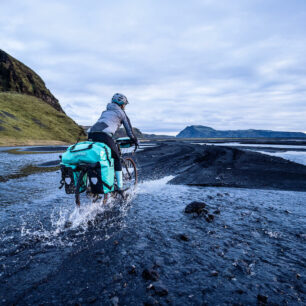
[1,0,306,134]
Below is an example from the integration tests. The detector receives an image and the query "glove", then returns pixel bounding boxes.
[133,138,139,148]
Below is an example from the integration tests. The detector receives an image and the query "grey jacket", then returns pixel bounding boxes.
[88,103,135,139]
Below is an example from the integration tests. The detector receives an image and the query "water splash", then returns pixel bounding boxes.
[19,189,137,246]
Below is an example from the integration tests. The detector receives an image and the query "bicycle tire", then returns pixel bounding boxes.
[122,157,138,189]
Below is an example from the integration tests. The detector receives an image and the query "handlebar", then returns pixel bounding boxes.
[115,137,139,153]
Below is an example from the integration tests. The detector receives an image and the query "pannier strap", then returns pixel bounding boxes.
[70,143,93,152]
[100,179,112,191]
[104,148,112,166]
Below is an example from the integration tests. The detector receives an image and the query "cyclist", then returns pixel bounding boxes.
[87,93,138,193]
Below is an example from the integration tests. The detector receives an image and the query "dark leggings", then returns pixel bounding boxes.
[88,132,122,171]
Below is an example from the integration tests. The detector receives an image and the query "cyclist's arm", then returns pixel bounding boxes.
[121,110,137,142]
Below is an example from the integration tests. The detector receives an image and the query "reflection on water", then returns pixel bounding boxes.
[254,150,306,166]
[193,142,306,149]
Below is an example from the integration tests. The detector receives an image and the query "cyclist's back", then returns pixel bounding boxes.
[89,101,133,137]
[87,93,137,192]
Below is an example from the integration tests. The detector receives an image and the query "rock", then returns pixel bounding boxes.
[236,289,245,294]
[185,201,207,214]
[142,269,159,281]
[152,283,168,296]
[210,270,219,276]
[87,296,97,303]
[97,256,110,264]
[205,214,215,223]
[64,221,72,228]
[95,250,105,255]
[213,209,221,215]
[113,273,123,282]
[178,234,189,241]
[257,294,268,304]
[144,296,159,305]
[296,273,301,279]
[110,296,119,306]
[128,265,136,274]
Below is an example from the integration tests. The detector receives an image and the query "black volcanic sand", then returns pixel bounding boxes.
[2,141,306,190]
[135,142,306,191]
[0,142,306,305]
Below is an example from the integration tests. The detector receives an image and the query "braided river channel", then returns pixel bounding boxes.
[0,143,305,305]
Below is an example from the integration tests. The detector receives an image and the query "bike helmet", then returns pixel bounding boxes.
[112,93,129,106]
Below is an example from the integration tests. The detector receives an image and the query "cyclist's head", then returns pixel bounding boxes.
[112,93,128,109]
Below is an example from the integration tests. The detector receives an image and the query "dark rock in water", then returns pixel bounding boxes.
[257,294,268,303]
[128,265,136,274]
[205,214,215,223]
[64,221,72,228]
[113,273,123,282]
[213,209,221,215]
[185,202,206,214]
[210,270,219,277]
[151,282,168,296]
[144,296,159,305]
[142,269,159,281]
[87,296,97,303]
[94,250,105,256]
[177,234,189,241]
[110,296,119,306]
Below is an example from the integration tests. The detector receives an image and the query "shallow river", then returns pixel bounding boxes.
[0,150,305,305]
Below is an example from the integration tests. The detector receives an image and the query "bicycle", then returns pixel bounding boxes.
[59,137,138,206]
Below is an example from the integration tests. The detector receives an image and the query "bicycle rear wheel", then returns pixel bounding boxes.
[122,157,138,189]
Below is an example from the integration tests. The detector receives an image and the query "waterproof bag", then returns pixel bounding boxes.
[60,141,114,194]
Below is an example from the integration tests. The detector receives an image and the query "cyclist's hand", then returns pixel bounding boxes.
[133,138,140,149]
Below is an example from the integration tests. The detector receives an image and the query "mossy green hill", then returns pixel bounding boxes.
[0,49,64,112]
[0,50,85,146]
[0,93,85,146]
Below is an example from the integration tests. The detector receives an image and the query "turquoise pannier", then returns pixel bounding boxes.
[60,141,114,194]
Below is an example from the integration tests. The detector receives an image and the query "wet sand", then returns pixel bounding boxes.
[136,142,306,191]
[0,142,305,304]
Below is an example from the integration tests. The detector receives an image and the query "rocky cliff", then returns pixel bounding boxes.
[0,50,85,145]
[0,49,64,112]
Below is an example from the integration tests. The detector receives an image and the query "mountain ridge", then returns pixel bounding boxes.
[177,125,306,138]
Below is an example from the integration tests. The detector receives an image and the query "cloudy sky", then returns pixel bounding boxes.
[1,0,306,134]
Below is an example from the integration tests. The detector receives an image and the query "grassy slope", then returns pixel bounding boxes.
[0,92,85,146]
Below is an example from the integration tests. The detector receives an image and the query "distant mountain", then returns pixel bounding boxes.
[0,49,63,112]
[177,125,306,138]
[0,50,85,145]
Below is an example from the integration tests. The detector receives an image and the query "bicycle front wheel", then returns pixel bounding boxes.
[122,157,138,189]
